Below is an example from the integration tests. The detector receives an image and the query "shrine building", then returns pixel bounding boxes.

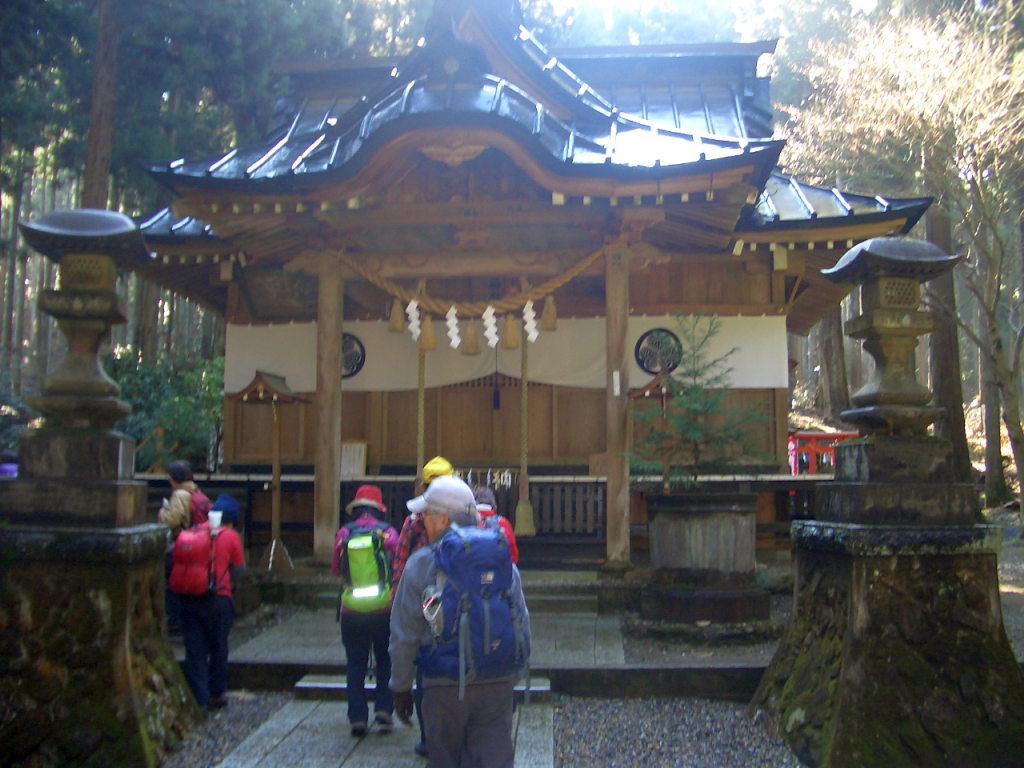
[129,0,930,564]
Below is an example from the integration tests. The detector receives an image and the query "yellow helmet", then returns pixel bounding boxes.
[422,456,454,485]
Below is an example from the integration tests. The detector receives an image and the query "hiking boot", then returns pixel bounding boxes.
[351,722,368,738]
[374,711,394,734]
[414,741,429,757]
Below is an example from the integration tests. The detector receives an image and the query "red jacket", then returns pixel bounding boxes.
[479,508,518,565]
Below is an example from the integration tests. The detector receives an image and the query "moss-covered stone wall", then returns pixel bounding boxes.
[751,548,1024,767]
[0,536,199,766]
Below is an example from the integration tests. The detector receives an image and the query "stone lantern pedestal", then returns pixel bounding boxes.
[0,210,199,766]
[749,238,1024,767]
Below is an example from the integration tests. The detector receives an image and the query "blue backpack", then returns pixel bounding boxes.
[417,525,530,700]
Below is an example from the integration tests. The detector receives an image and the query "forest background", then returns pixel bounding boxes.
[2,0,1021,502]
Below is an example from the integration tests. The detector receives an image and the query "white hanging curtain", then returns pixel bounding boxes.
[224,316,789,393]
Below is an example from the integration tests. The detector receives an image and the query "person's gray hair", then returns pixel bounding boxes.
[428,503,479,528]
[449,509,480,528]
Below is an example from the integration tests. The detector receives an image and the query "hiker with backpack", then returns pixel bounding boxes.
[159,459,213,633]
[471,485,518,566]
[171,493,246,712]
[160,459,213,535]
[392,455,455,757]
[389,476,531,768]
[331,485,399,737]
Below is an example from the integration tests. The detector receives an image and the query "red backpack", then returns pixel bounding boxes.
[189,489,212,527]
[169,523,218,596]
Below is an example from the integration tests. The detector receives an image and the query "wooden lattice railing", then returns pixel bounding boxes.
[529,479,606,536]
[342,476,606,537]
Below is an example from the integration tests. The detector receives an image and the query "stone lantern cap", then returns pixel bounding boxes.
[19,209,150,266]
[821,237,961,285]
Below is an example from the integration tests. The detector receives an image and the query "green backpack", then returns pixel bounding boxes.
[339,522,392,613]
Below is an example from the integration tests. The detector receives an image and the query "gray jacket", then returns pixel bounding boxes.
[388,536,531,692]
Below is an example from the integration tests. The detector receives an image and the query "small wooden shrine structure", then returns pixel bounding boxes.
[225,371,309,573]
[129,0,930,562]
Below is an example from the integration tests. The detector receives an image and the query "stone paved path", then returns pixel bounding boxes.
[215,699,554,768]
[204,550,1024,767]
[231,611,342,666]
[230,610,624,668]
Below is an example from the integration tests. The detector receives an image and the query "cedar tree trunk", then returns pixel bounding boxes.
[982,318,1013,506]
[819,305,851,420]
[986,313,1024,513]
[82,0,119,209]
[136,279,160,364]
[925,209,972,482]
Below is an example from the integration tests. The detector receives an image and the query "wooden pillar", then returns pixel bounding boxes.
[262,399,294,574]
[272,402,281,542]
[604,245,631,568]
[367,391,384,474]
[314,251,343,561]
[416,348,426,489]
[515,321,536,536]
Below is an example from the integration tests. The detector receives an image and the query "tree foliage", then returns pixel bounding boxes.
[631,316,764,491]
[0,0,90,172]
[782,4,1024,496]
[0,0,434,215]
[524,0,741,47]
[105,351,224,473]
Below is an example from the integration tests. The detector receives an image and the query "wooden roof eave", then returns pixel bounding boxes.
[740,203,931,335]
[786,278,856,336]
[131,261,229,314]
[143,239,232,257]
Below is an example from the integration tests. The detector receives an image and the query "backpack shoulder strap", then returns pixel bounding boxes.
[210,530,233,593]
[451,523,473,551]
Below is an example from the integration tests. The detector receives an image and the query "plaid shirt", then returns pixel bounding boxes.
[390,512,430,600]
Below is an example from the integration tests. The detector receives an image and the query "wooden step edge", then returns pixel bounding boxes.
[295,674,552,703]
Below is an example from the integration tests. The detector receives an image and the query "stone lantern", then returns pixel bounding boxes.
[749,238,1024,767]
[0,210,198,766]
[830,237,960,436]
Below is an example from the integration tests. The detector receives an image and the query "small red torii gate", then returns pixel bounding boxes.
[788,431,860,475]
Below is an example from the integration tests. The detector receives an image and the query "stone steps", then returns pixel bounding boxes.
[311,577,598,614]
[295,674,552,703]
[315,590,338,611]
[523,593,598,613]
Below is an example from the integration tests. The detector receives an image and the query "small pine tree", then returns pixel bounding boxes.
[631,315,764,492]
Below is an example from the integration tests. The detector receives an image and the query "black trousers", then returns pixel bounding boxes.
[341,611,394,725]
[165,551,182,630]
[181,593,233,708]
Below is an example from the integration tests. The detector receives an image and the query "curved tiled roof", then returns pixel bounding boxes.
[138,209,219,241]
[151,0,783,195]
[738,172,930,232]
[153,71,780,194]
[135,0,933,334]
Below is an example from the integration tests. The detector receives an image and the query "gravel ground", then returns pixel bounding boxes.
[997,533,1024,658]
[173,533,1024,767]
[553,696,800,768]
[163,691,291,768]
